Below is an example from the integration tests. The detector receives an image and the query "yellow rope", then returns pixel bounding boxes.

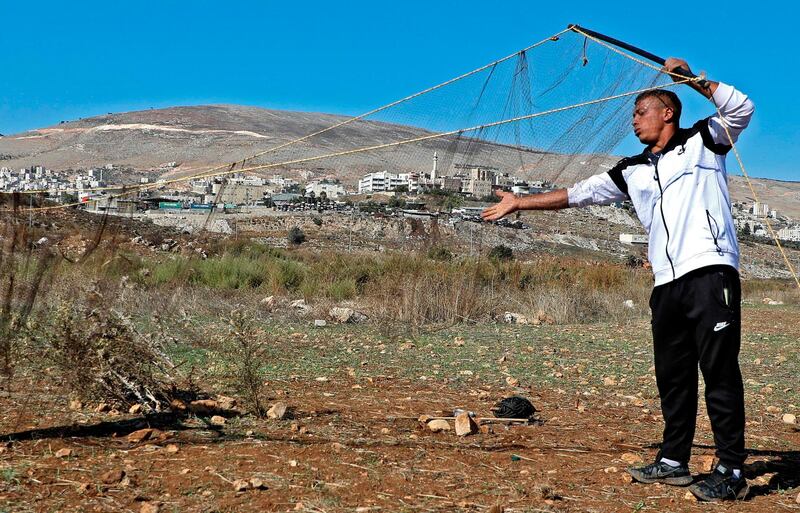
[3,28,571,199]
[712,108,800,289]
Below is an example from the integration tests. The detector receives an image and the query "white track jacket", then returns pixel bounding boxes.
[567,83,754,286]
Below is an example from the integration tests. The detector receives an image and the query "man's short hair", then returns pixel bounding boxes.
[635,89,682,124]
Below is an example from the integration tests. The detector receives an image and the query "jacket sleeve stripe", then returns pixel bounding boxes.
[696,118,732,155]
[607,163,630,197]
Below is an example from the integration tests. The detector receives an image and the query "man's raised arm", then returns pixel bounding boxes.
[664,57,755,146]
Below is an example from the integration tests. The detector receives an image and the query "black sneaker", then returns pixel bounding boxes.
[689,464,749,501]
[627,459,693,486]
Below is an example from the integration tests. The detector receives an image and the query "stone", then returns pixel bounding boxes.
[783,413,797,425]
[314,319,327,327]
[129,404,142,415]
[69,399,83,410]
[189,399,218,415]
[101,469,125,485]
[170,399,187,411]
[95,402,110,413]
[165,444,180,453]
[620,453,643,465]
[454,412,478,436]
[427,419,451,433]
[267,402,288,420]
[217,396,237,410]
[503,312,529,325]
[766,406,781,414]
[260,296,275,309]
[290,299,310,313]
[328,307,368,324]
[209,415,226,426]
[232,479,250,492]
[603,466,619,473]
[127,428,161,443]
[684,491,697,502]
[55,448,73,458]
[620,472,633,484]
[140,503,160,513]
[488,506,504,513]
[249,477,267,489]
[796,491,800,504]
[380,427,390,435]
[623,299,635,309]
[505,376,520,387]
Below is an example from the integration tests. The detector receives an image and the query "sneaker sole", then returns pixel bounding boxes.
[689,482,749,502]
[627,470,693,486]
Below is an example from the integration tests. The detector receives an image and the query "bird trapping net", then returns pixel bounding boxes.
[3,25,796,286]
[201,28,675,188]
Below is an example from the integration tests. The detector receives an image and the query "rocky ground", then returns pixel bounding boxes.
[1,306,798,513]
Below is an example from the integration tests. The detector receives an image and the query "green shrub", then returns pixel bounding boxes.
[427,246,453,261]
[288,227,306,245]
[488,245,514,262]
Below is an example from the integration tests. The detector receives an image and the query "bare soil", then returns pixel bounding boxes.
[1,306,799,513]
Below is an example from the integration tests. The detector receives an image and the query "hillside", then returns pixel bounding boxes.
[1,105,797,217]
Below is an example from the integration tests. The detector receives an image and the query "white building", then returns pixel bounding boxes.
[358,171,413,193]
[305,180,347,199]
[777,226,800,241]
[752,202,769,217]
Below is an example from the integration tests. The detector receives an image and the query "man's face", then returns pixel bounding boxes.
[632,97,673,145]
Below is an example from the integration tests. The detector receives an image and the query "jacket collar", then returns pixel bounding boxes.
[643,125,694,160]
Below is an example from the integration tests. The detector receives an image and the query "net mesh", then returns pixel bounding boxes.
[220,31,670,189]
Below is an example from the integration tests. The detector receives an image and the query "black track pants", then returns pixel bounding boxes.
[649,264,746,469]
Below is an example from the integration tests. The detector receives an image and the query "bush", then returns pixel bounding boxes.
[427,246,453,261]
[488,245,514,262]
[288,226,306,245]
[312,216,323,227]
[216,311,268,417]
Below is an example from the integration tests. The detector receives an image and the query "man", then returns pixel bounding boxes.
[482,58,754,502]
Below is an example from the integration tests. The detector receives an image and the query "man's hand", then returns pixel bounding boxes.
[481,190,519,221]
[663,57,717,98]
[663,57,694,82]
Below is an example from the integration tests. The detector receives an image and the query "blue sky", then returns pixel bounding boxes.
[0,0,794,181]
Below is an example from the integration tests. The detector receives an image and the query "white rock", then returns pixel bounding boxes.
[427,419,451,432]
[783,413,797,425]
[267,402,288,420]
[314,319,327,327]
[329,307,368,324]
[503,312,529,325]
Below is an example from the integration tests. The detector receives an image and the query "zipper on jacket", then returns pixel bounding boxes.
[706,209,723,255]
[652,156,676,280]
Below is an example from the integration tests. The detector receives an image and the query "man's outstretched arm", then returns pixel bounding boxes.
[482,167,630,221]
[480,189,568,221]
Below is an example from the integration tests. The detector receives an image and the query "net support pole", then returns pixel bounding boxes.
[567,24,707,87]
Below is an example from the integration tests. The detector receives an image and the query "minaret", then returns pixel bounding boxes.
[431,152,438,182]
